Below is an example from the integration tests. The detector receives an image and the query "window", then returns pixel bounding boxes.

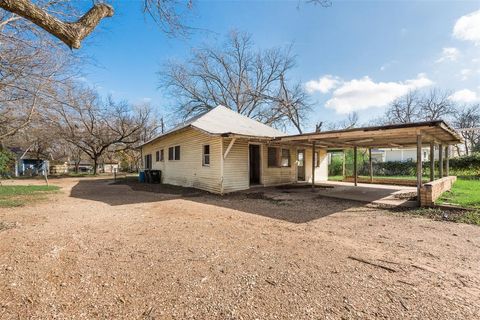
[168,145,181,161]
[144,154,152,169]
[203,145,210,166]
[281,149,290,167]
[155,150,160,162]
[160,149,164,161]
[268,147,279,167]
[174,146,180,160]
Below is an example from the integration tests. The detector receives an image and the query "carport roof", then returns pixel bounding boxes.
[276,120,463,148]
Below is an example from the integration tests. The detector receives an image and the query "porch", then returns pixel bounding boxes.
[276,120,464,206]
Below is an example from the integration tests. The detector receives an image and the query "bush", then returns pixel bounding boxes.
[329,152,480,178]
[0,149,15,177]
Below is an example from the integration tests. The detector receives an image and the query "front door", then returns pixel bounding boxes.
[249,144,261,185]
[297,149,305,181]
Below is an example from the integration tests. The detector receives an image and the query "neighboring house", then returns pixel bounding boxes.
[371,146,455,163]
[9,147,49,177]
[97,162,119,174]
[140,106,328,194]
[69,161,93,173]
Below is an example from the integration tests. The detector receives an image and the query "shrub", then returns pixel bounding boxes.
[0,149,15,177]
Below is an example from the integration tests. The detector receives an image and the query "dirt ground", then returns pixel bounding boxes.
[1,177,479,319]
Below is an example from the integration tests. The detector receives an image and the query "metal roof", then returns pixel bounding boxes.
[141,105,285,146]
[277,120,463,148]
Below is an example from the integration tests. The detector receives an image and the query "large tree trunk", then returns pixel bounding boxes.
[0,0,114,49]
[92,157,98,175]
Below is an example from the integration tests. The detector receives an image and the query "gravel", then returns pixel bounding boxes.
[1,177,479,319]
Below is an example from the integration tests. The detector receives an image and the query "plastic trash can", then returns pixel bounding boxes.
[150,170,161,183]
[139,171,145,183]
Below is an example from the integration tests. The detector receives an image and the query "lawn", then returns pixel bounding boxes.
[437,178,480,209]
[328,175,428,181]
[0,185,60,207]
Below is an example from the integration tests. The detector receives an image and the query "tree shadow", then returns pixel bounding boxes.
[69,178,386,224]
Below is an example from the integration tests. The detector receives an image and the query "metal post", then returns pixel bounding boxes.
[342,150,346,179]
[353,146,358,187]
[417,134,423,206]
[445,145,450,176]
[311,141,316,189]
[369,148,373,183]
[429,142,435,182]
[439,143,444,178]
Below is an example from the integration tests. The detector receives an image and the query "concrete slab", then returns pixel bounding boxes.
[247,181,418,208]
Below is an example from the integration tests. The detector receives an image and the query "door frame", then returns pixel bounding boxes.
[248,143,262,186]
[297,148,306,182]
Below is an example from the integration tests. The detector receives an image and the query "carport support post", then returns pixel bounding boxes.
[353,146,358,187]
[368,147,373,183]
[445,145,450,176]
[429,142,435,182]
[311,141,316,189]
[416,133,423,206]
[439,143,444,178]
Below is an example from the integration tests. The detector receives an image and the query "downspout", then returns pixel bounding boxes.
[220,137,224,195]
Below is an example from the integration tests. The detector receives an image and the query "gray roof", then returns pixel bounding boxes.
[142,105,285,146]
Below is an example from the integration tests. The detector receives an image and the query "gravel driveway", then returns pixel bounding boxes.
[1,177,479,319]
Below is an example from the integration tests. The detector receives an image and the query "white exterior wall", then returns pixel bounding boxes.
[222,138,250,193]
[142,129,329,194]
[142,128,223,193]
[382,148,434,162]
[305,148,329,183]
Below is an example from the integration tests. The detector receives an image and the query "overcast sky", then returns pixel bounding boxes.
[79,0,480,132]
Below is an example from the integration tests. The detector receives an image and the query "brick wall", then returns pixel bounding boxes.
[420,176,457,207]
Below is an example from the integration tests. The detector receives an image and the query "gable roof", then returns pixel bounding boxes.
[141,105,285,146]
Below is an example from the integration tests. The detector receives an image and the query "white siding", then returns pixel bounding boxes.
[261,144,297,186]
[222,138,250,193]
[142,131,329,194]
[305,148,328,182]
[141,128,223,193]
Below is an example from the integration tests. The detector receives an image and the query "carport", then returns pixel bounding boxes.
[277,120,463,206]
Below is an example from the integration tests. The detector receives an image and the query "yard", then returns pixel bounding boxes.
[0,177,479,319]
[438,178,480,209]
[0,185,60,208]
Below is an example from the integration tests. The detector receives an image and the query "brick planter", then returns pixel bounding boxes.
[420,176,457,207]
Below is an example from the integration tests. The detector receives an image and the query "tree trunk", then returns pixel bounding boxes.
[0,0,114,49]
[92,157,98,175]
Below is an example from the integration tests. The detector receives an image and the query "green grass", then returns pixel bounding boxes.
[437,178,480,209]
[0,185,60,208]
[328,175,429,181]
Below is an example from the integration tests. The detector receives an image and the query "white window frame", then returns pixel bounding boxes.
[202,144,210,167]
[168,145,181,161]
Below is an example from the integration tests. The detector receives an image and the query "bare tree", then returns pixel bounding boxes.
[378,89,456,125]
[0,7,76,140]
[325,112,359,130]
[50,85,151,174]
[0,1,330,49]
[453,104,480,155]
[418,88,454,121]
[159,31,310,133]
[384,90,419,124]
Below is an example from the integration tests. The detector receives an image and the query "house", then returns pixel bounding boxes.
[97,162,119,174]
[140,106,328,194]
[8,147,49,177]
[370,145,457,163]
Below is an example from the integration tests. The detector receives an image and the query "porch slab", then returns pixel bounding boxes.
[247,181,418,207]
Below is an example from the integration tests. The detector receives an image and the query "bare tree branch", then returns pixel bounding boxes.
[0,0,113,49]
